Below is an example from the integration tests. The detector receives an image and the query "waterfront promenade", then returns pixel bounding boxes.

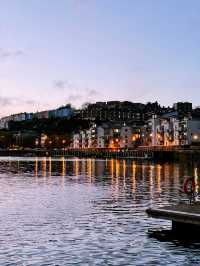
[1,146,200,161]
[0,148,153,159]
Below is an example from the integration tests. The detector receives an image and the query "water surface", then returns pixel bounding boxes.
[0,157,199,265]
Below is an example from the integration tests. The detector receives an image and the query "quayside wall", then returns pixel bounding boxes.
[0,148,199,161]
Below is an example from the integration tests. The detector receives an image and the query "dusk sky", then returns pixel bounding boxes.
[1,0,200,116]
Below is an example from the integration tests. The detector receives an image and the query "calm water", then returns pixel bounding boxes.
[0,157,200,265]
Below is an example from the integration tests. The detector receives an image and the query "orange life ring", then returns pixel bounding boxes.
[183,177,196,195]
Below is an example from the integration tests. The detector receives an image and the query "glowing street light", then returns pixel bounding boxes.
[193,134,198,140]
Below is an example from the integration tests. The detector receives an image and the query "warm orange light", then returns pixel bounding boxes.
[62,157,66,176]
[132,134,140,141]
[193,134,198,140]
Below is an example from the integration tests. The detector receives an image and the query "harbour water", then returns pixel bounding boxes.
[0,157,200,265]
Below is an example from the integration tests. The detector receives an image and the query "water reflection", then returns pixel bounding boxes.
[48,157,52,177]
[35,157,38,177]
[0,157,200,265]
[42,157,47,178]
[3,157,200,205]
[2,157,199,189]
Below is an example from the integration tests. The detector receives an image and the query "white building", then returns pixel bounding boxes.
[80,131,88,148]
[149,114,200,146]
[40,134,48,148]
[120,126,133,148]
[97,125,111,148]
[0,116,11,129]
[0,112,33,129]
[73,134,81,149]
[72,123,137,149]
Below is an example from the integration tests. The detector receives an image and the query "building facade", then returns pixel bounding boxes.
[72,123,141,149]
[148,114,200,146]
[0,112,33,129]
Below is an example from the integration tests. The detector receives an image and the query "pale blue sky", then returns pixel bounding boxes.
[0,0,200,116]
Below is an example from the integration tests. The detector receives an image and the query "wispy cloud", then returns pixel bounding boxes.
[53,79,101,105]
[53,80,68,90]
[0,96,42,117]
[0,96,35,108]
[53,79,76,91]
[0,49,25,60]
[85,88,99,97]
[65,89,100,105]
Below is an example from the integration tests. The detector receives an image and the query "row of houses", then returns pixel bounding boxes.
[73,110,200,149]
[145,113,200,146]
[0,113,33,129]
[79,101,170,122]
[0,105,74,129]
[73,122,142,149]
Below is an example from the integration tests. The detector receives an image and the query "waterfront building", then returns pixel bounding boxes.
[0,105,74,125]
[140,124,152,146]
[149,115,177,146]
[80,130,88,148]
[40,134,48,148]
[34,110,50,119]
[94,124,121,149]
[87,124,98,148]
[34,106,74,120]
[173,102,192,114]
[148,112,200,146]
[73,134,82,149]
[0,116,11,129]
[49,105,74,119]
[11,113,26,122]
[86,129,93,148]
[72,122,141,149]
[0,112,33,129]
[78,101,173,126]
[108,125,134,149]
[25,113,34,120]
[180,116,200,145]
[96,125,108,148]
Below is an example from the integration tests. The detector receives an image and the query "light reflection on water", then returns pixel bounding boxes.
[0,157,200,265]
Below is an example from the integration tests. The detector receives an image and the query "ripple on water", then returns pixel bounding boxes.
[0,158,199,265]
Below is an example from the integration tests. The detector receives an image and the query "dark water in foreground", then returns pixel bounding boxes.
[0,157,200,265]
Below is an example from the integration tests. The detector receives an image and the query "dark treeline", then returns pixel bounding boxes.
[8,117,90,134]
[0,117,91,149]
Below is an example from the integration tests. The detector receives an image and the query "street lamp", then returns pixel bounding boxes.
[62,139,66,150]
[193,134,198,140]
[35,139,39,148]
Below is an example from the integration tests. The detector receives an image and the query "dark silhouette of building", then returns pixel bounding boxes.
[173,102,192,114]
[78,101,169,123]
